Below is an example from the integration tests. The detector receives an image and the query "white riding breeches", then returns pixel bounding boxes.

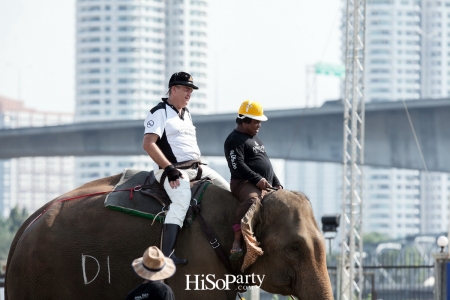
[154,165,230,227]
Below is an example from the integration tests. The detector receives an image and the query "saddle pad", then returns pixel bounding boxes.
[104,169,166,222]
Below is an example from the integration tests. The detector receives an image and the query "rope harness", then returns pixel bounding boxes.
[25,186,142,231]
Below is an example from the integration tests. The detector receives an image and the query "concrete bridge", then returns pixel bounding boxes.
[0,98,449,172]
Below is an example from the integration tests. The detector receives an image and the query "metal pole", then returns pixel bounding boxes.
[340,0,366,299]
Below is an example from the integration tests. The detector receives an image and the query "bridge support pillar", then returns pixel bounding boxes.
[433,253,450,300]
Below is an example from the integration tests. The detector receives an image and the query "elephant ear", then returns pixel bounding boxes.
[241,200,264,272]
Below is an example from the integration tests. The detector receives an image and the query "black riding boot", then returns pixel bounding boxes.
[162,223,188,265]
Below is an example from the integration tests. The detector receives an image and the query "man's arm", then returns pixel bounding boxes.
[143,133,171,169]
[143,133,182,188]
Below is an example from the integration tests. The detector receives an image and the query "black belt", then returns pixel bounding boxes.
[159,160,203,189]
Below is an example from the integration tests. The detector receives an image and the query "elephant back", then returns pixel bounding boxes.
[6,174,241,300]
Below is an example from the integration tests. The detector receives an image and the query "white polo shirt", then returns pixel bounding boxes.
[144,99,201,169]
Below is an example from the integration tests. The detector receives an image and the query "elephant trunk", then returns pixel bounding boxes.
[294,234,334,300]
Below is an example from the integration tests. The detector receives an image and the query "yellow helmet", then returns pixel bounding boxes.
[237,100,268,121]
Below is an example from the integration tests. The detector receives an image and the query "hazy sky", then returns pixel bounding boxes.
[0,0,342,113]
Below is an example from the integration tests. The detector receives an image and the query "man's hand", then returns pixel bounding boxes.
[165,165,184,189]
[256,178,272,190]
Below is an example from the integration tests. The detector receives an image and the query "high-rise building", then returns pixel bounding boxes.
[75,0,209,121]
[364,0,421,103]
[74,0,211,187]
[0,95,74,218]
[75,0,166,123]
[339,0,450,238]
[364,0,450,101]
[165,0,209,111]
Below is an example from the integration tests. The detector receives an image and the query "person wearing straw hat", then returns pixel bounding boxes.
[125,246,176,300]
[224,100,283,260]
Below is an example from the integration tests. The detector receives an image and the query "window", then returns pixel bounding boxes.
[370,69,390,74]
[79,58,101,64]
[80,6,101,11]
[118,47,138,52]
[79,79,101,85]
[79,27,101,32]
[190,20,206,27]
[371,39,390,45]
[80,68,101,74]
[190,41,206,47]
[80,37,101,43]
[190,61,207,67]
[191,10,206,16]
[370,88,390,93]
[191,51,207,57]
[190,31,207,37]
[117,26,138,32]
[80,16,101,22]
[371,49,390,54]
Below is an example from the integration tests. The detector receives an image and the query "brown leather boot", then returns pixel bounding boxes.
[162,223,188,265]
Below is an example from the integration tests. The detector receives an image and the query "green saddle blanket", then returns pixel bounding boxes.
[104,168,212,224]
[104,169,168,222]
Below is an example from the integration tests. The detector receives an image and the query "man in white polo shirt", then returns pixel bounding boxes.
[143,71,230,265]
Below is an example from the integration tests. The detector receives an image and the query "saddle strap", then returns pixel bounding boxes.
[191,203,234,273]
[141,172,170,207]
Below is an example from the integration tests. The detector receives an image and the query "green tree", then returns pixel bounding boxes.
[363,232,391,244]
[0,206,29,260]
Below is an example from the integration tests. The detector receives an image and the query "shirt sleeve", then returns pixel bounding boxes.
[224,138,263,185]
[144,109,165,137]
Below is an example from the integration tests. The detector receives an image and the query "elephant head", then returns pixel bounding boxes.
[242,190,334,300]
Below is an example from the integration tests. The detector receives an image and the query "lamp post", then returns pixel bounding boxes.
[434,236,450,300]
[438,236,449,253]
[321,214,341,255]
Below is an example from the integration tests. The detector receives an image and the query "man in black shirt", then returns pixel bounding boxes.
[224,100,282,259]
[126,246,176,300]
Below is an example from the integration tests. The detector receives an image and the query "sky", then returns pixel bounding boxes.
[0,0,342,114]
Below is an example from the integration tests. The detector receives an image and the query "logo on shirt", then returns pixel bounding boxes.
[253,141,265,153]
[178,124,196,137]
[229,150,237,169]
[147,120,154,128]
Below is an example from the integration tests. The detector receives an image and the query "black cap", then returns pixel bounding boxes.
[168,72,199,90]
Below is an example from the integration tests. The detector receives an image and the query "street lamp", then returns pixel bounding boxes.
[437,236,448,253]
[321,214,341,254]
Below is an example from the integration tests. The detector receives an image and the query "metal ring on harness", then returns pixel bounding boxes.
[210,239,220,249]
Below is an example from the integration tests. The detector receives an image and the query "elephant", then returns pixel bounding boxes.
[5,173,334,300]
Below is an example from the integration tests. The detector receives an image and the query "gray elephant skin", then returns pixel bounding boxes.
[5,174,334,300]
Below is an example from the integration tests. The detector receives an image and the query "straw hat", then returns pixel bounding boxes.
[132,246,176,281]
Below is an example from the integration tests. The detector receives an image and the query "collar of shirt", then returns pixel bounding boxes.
[162,98,186,120]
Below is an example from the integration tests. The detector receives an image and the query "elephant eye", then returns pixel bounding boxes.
[291,243,300,252]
